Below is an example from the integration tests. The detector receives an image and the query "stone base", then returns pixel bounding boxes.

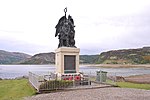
[55,47,80,74]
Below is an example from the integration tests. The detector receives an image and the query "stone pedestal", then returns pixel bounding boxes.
[55,47,80,75]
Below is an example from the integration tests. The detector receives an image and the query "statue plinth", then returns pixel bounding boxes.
[55,47,80,75]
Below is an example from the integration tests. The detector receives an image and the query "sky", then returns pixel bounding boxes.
[0,0,150,55]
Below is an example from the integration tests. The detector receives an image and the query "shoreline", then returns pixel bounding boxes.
[80,64,150,68]
[124,74,150,84]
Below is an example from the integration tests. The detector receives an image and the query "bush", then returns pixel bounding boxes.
[39,80,73,91]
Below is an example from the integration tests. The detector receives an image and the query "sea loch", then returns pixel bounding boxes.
[0,65,150,79]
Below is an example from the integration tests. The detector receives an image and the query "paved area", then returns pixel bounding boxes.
[24,87,150,100]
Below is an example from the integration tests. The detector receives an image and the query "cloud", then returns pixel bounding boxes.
[0,0,150,55]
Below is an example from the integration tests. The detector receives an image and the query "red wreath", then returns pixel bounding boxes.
[74,76,81,81]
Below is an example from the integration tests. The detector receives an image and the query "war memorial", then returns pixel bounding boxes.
[55,8,81,80]
[28,8,108,92]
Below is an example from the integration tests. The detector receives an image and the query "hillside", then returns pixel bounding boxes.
[20,52,55,64]
[96,47,150,64]
[80,55,99,64]
[0,50,31,64]
[2,47,150,64]
[20,52,99,64]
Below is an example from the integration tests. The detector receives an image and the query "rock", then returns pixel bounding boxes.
[116,76,125,82]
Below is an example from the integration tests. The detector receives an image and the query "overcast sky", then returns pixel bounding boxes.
[0,0,150,55]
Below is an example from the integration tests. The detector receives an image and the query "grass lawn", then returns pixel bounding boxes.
[0,79,36,100]
[117,81,150,90]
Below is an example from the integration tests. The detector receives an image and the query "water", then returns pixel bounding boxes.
[0,65,150,79]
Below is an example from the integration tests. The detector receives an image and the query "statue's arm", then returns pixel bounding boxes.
[55,30,58,37]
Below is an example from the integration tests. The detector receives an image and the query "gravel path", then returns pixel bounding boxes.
[24,87,150,100]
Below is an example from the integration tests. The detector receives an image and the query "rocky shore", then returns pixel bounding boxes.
[82,64,150,68]
[125,74,150,84]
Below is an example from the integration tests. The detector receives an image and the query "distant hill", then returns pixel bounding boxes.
[0,50,31,64]
[2,46,150,64]
[80,55,99,64]
[20,52,99,64]
[20,52,55,64]
[96,47,150,64]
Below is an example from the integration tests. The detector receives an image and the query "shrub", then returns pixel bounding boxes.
[39,80,73,91]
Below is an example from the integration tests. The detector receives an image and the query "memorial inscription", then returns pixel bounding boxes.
[64,55,76,73]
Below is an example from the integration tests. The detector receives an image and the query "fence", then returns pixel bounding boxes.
[82,71,117,85]
[39,80,73,92]
[29,72,45,91]
[29,71,117,92]
[29,72,90,92]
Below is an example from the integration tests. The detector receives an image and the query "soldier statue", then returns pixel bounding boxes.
[55,8,76,48]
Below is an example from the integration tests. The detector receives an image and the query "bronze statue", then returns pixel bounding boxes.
[55,8,76,48]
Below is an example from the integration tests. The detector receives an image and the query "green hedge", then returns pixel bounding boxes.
[39,80,73,91]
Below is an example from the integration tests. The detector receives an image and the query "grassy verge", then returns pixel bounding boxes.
[0,79,36,100]
[116,82,150,90]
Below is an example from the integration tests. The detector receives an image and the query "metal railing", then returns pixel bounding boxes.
[29,71,117,92]
[29,72,86,92]
[39,80,73,92]
[29,72,45,91]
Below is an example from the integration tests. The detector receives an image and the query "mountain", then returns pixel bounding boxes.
[20,52,55,64]
[95,47,150,64]
[2,46,150,64]
[20,52,99,64]
[0,50,31,64]
[80,55,99,64]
